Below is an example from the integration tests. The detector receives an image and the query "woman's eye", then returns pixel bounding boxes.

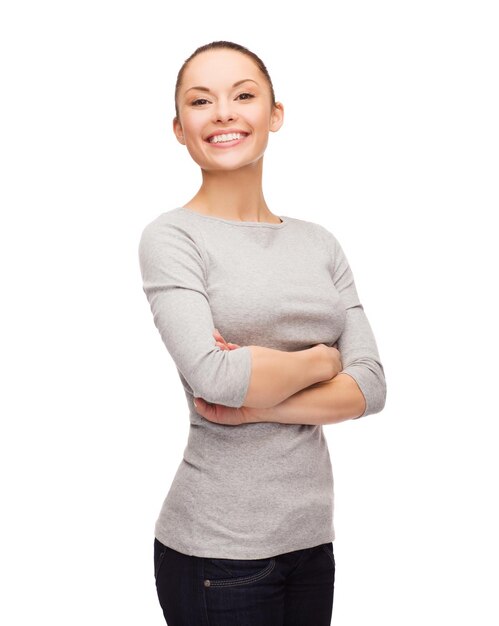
[191,93,255,107]
[237,92,255,101]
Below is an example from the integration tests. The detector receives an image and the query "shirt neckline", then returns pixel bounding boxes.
[176,206,288,228]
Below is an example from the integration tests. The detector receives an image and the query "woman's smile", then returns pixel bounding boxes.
[205,132,251,149]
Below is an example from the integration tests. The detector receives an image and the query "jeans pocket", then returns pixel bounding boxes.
[154,538,169,581]
[320,542,335,568]
[203,556,276,588]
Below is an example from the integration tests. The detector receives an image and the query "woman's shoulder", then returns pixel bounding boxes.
[140,206,193,231]
[139,207,205,242]
[284,214,339,245]
[138,207,208,267]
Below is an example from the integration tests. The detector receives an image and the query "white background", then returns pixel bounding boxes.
[1,1,497,624]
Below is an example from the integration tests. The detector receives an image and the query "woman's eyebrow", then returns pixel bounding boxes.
[184,79,258,95]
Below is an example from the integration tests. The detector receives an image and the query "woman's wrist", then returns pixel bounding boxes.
[242,405,269,424]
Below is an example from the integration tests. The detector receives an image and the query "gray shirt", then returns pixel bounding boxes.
[138,206,386,559]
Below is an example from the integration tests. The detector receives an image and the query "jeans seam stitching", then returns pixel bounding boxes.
[204,557,276,588]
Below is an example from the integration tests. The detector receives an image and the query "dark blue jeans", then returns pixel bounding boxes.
[154,537,335,625]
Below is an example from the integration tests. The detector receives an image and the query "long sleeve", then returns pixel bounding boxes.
[323,227,387,418]
[138,217,252,408]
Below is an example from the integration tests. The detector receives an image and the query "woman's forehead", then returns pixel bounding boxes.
[184,50,259,85]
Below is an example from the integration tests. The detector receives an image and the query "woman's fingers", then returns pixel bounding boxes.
[214,328,230,349]
[214,329,240,350]
[213,328,227,344]
[194,397,247,425]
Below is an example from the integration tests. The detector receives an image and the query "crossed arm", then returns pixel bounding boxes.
[139,219,385,428]
[193,329,367,427]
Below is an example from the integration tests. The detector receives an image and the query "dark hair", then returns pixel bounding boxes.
[174,40,276,120]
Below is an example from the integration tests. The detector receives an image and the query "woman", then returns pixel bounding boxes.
[138,40,387,626]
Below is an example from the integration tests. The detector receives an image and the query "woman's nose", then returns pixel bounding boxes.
[213,100,236,123]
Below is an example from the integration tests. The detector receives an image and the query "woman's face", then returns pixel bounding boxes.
[174,49,284,171]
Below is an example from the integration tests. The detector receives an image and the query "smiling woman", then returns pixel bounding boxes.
[138,39,386,626]
[170,44,284,188]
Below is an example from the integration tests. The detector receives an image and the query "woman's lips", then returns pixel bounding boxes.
[205,134,249,149]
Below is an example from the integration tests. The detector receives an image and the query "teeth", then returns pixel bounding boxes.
[209,132,247,143]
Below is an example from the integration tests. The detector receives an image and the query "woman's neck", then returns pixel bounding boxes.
[184,159,278,223]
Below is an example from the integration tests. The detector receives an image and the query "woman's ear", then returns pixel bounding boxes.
[270,102,284,133]
[173,116,186,145]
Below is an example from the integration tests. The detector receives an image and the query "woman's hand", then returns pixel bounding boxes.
[193,397,261,426]
[213,328,240,351]
[332,342,343,376]
[320,342,343,379]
